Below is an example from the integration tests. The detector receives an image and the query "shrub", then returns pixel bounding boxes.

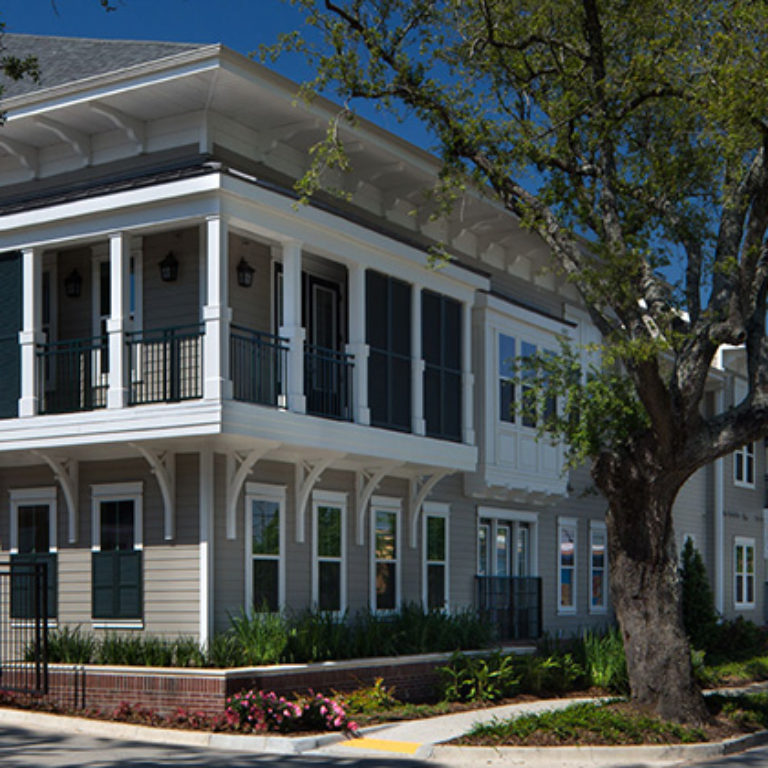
[580,627,628,694]
[45,625,96,664]
[224,689,358,734]
[680,538,719,650]
[516,652,586,697]
[336,678,399,714]
[229,610,289,665]
[438,651,519,702]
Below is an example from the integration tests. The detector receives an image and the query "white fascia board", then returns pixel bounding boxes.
[0,401,222,454]
[0,176,222,250]
[221,177,489,298]
[477,292,574,337]
[223,401,477,472]
[4,48,223,120]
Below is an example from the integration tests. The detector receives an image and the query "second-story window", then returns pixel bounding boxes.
[366,270,411,432]
[499,334,516,423]
[422,290,462,442]
[734,443,755,487]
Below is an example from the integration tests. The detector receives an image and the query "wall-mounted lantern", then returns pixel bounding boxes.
[64,269,82,298]
[159,251,179,283]
[236,257,255,288]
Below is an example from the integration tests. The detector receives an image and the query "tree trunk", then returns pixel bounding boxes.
[597,454,709,724]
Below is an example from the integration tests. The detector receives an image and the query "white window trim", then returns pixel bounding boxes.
[311,489,347,613]
[558,516,578,615]
[90,482,143,552]
[10,487,58,555]
[244,482,286,613]
[733,443,756,489]
[477,507,539,576]
[422,502,450,612]
[370,495,401,613]
[734,535,756,610]
[589,521,608,614]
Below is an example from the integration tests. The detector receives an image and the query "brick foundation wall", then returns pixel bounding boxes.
[10,653,451,717]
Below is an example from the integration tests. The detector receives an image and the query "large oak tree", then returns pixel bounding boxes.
[273,0,768,722]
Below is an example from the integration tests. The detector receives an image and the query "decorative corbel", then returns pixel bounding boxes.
[409,471,452,548]
[355,461,401,545]
[32,452,78,544]
[89,101,146,153]
[130,444,175,541]
[295,454,342,543]
[225,443,279,540]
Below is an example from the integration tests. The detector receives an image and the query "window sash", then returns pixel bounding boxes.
[372,503,400,612]
[558,521,577,611]
[735,540,756,606]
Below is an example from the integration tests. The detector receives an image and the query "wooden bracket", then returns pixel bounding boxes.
[33,452,79,544]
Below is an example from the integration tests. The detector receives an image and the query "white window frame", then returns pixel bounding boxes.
[90,482,143,552]
[370,495,401,613]
[10,487,57,555]
[734,536,756,610]
[558,517,578,615]
[589,521,608,614]
[90,481,144,629]
[422,502,450,612]
[244,482,286,613]
[477,521,491,576]
[311,490,347,613]
[477,507,539,576]
[733,443,756,488]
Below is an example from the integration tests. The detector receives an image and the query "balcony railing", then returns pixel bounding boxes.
[37,336,108,414]
[230,325,288,407]
[304,343,353,421]
[127,325,203,406]
[475,575,542,641]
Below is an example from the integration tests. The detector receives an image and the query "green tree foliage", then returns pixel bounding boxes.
[679,538,719,651]
[268,1,768,722]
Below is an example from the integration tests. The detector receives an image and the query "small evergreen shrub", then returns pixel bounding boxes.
[580,627,628,694]
[679,538,719,650]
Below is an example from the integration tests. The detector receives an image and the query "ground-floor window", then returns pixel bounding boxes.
[312,490,346,613]
[423,503,449,611]
[589,521,607,612]
[245,483,285,613]
[10,487,58,619]
[734,536,755,609]
[558,517,577,614]
[371,497,401,612]
[91,483,143,623]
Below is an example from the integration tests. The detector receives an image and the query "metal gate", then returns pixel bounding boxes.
[0,561,48,695]
[476,575,542,641]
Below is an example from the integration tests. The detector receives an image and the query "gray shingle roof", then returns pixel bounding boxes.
[0,33,207,98]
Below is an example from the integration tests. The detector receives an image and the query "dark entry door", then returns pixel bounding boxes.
[0,252,22,419]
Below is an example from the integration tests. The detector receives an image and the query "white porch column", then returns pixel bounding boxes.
[411,284,425,435]
[198,447,214,647]
[346,263,370,425]
[714,388,725,615]
[279,240,306,413]
[462,301,476,445]
[18,247,42,417]
[203,216,232,401]
[106,232,129,409]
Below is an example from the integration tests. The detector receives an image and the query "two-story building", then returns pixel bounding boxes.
[0,34,762,645]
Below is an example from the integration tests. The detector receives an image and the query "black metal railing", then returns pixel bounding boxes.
[127,324,203,405]
[37,336,108,414]
[475,575,542,641]
[304,343,354,421]
[0,560,48,695]
[230,325,288,407]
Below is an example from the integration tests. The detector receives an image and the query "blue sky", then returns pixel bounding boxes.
[1,0,432,148]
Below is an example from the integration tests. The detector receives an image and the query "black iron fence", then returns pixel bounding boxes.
[37,336,108,414]
[127,324,203,405]
[304,343,354,421]
[0,560,48,695]
[230,325,288,407]
[476,575,542,641]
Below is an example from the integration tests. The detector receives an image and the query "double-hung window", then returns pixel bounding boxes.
[371,497,400,612]
[558,518,577,613]
[91,483,143,624]
[734,537,755,609]
[423,503,449,611]
[312,491,346,613]
[589,522,607,612]
[734,443,755,487]
[498,334,555,427]
[245,483,285,613]
[10,488,58,620]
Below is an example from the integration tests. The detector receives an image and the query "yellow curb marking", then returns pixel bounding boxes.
[341,737,422,755]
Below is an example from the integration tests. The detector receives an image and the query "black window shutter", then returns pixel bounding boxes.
[0,252,22,419]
